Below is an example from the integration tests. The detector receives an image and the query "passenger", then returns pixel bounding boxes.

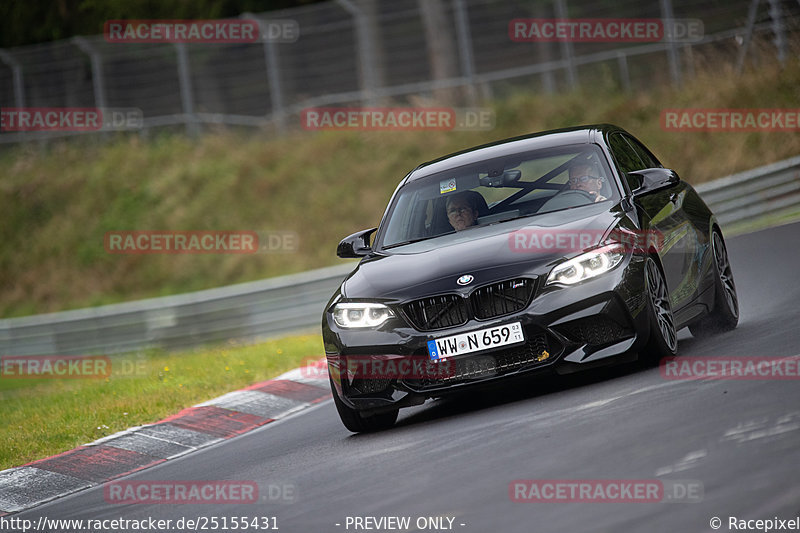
[446,191,482,231]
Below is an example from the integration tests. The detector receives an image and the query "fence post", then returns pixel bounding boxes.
[452,0,478,105]
[174,43,199,136]
[243,13,286,134]
[72,37,107,110]
[335,0,379,105]
[533,2,556,94]
[554,0,578,89]
[0,49,26,108]
[0,49,26,141]
[736,0,760,73]
[767,0,786,66]
[73,36,110,139]
[659,0,682,87]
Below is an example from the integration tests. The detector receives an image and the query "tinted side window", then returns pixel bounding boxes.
[609,133,645,192]
[624,135,661,169]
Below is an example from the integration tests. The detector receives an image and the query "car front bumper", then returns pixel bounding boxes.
[323,254,650,414]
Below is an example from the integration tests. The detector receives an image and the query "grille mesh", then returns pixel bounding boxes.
[403,295,469,331]
[471,278,535,320]
[403,278,535,331]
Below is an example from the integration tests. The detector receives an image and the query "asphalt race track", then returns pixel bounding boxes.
[14,222,800,533]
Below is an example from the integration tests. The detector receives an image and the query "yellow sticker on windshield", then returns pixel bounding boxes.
[440,178,456,194]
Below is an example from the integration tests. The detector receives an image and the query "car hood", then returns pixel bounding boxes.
[341,205,623,301]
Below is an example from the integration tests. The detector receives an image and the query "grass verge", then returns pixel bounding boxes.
[724,208,800,237]
[0,333,324,471]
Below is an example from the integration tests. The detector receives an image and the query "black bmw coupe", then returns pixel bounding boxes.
[322,124,738,432]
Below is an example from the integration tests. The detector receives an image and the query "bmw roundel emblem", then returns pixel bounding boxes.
[457,274,474,286]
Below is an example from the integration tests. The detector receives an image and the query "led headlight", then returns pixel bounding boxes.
[546,244,626,286]
[332,302,395,328]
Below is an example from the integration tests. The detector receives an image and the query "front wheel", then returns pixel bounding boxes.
[330,377,398,433]
[689,230,739,338]
[642,256,678,362]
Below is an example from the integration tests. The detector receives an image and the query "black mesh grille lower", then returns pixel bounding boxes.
[554,316,633,346]
[403,295,469,331]
[471,278,535,320]
[349,377,393,395]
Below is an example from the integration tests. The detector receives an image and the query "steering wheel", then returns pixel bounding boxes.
[556,188,598,202]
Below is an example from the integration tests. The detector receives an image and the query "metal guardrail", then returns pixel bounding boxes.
[1,155,799,357]
[695,154,800,227]
[0,263,354,356]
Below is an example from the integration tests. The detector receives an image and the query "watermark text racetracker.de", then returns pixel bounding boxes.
[104,230,298,254]
[510,479,703,503]
[508,228,663,254]
[509,18,703,42]
[301,107,495,131]
[103,480,290,504]
[660,356,800,380]
[0,355,148,379]
[1,355,111,379]
[0,107,143,132]
[661,109,800,132]
[104,19,299,43]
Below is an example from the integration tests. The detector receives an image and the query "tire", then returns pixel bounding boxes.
[330,377,398,433]
[642,256,678,362]
[689,230,739,338]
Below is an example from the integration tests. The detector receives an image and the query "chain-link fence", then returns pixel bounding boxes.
[1,0,798,143]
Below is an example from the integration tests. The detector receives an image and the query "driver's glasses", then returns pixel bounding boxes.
[568,175,601,184]
[447,206,472,216]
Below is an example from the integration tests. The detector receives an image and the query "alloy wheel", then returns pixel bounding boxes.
[646,258,677,352]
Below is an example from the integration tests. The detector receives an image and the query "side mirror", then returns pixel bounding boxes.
[629,168,680,197]
[337,227,377,258]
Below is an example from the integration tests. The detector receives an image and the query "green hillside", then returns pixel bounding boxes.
[2,58,799,318]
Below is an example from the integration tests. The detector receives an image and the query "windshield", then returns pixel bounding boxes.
[378,144,618,249]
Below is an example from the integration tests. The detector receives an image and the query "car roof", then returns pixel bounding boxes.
[405,123,626,183]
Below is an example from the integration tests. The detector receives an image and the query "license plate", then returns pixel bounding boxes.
[427,322,524,361]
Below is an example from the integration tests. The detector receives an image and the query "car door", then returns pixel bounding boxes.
[608,132,699,312]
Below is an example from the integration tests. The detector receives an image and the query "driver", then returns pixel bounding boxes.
[446,191,481,231]
[568,163,607,202]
